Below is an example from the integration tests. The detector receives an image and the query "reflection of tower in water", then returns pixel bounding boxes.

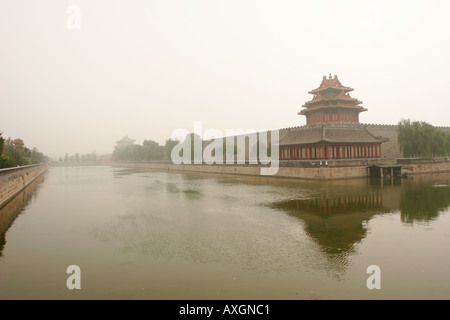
[269,182,397,277]
[296,192,384,214]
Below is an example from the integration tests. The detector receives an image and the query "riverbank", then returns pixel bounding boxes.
[0,164,51,208]
[106,159,450,180]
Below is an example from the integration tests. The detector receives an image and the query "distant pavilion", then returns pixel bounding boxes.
[114,136,135,149]
[13,138,24,149]
[279,75,387,160]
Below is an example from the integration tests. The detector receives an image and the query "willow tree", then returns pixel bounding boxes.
[398,119,450,158]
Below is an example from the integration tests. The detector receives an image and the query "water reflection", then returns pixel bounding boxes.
[0,174,46,257]
[112,168,142,178]
[400,176,450,224]
[268,174,450,274]
[269,183,392,275]
[2,167,450,299]
[107,169,450,277]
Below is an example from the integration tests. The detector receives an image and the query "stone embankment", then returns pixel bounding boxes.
[107,159,450,180]
[0,164,50,207]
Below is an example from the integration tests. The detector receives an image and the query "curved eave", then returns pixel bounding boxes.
[303,99,363,108]
[309,86,353,94]
[298,106,368,115]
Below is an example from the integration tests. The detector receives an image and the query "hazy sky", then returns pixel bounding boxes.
[1,0,449,158]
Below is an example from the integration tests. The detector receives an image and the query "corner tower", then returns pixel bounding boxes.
[299,74,367,124]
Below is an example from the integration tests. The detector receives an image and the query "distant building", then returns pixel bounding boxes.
[114,136,135,149]
[99,153,113,163]
[13,138,24,149]
[279,75,387,160]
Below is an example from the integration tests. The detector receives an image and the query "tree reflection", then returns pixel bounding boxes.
[268,175,450,276]
[400,183,450,224]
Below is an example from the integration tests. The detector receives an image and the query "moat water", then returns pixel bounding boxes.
[1,166,449,299]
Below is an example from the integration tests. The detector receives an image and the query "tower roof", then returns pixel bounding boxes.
[299,75,367,120]
[302,90,362,108]
[116,136,135,144]
[280,125,387,146]
[298,104,367,116]
[309,74,353,94]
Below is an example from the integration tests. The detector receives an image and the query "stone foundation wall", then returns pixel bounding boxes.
[0,164,50,208]
[401,161,450,175]
[109,160,450,180]
[109,162,369,180]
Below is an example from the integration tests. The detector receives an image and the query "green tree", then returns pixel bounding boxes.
[142,140,165,160]
[0,131,4,156]
[398,119,450,158]
[0,135,48,167]
[164,139,179,160]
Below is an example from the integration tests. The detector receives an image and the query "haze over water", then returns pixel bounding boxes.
[1,166,450,299]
